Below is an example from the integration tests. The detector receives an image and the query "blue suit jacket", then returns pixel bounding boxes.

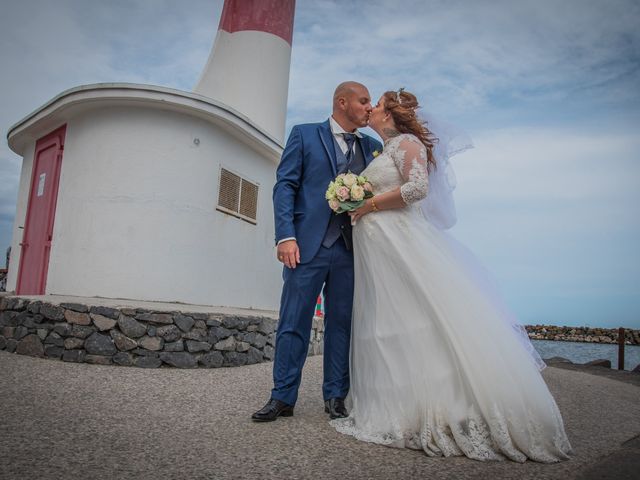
[273,119,383,264]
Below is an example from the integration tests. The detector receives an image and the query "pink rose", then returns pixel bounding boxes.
[328,199,340,211]
[363,182,373,192]
[336,186,350,201]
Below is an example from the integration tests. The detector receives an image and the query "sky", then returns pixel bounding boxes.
[0,0,638,328]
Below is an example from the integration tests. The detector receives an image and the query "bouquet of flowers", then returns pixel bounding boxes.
[325,172,374,214]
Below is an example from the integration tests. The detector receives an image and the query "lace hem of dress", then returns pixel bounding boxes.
[330,403,572,463]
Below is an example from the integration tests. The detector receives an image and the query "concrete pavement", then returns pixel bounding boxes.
[0,350,639,480]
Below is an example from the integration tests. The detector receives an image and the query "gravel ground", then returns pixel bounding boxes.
[0,350,638,480]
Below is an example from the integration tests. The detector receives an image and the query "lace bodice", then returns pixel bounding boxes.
[362,134,429,205]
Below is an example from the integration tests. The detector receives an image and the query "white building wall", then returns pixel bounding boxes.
[11,105,282,310]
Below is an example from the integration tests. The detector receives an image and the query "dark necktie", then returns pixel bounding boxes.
[342,133,356,164]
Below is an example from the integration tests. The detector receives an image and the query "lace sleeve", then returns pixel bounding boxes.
[393,135,429,205]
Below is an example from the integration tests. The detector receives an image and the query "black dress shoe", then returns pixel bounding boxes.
[251,398,294,422]
[324,398,348,419]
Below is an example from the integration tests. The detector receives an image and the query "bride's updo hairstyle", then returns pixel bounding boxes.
[383,89,437,169]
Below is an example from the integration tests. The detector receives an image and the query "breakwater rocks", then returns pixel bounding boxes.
[526,325,640,345]
[0,296,324,368]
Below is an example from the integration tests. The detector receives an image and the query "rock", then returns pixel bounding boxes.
[186,340,211,353]
[64,310,91,325]
[85,355,112,365]
[585,359,611,368]
[5,339,18,352]
[21,316,40,329]
[148,326,157,337]
[258,317,278,335]
[157,325,181,342]
[246,347,263,365]
[194,320,207,330]
[44,345,63,359]
[135,313,173,325]
[263,345,275,361]
[13,326,29,340]
[6,298,29,310]
[60,303,89,313]
[16,335,45,357]
[0,335,5,349]
[159,352,197,368]
[89,306,120,319]
[134,356,162,368]
[45,332,64,347]
[85,333,117,356]
[208,326,232,344]
[214,336,237,351]
[267,333,276,346]
[246,325,258,332]
[64,337,85,350]
[113,352,134,366]
[2,326,15,338]
[544,356,573,364]
[206,315,222,327]
[138,335,163,351]
[71,325,96,339]
[91,313,117,331]
[183,328,207,341]
[0,311,19,326]
[27,301,42,314]
[62,350,86,363]
[53,323,73,337]
[110,330,137,351]
[164,340,184,352]
[632,364,640,373]
[223,351,247,367]
[120,308,137,316]
[131,348,159,357]
[199,351,224,368]
[236,341,250,352]
[36,329,49,341]
[40,304,65,321]
[223,316,250,330]
[117,314,147,338]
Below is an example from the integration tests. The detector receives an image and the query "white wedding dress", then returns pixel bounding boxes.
[331,134,572,463]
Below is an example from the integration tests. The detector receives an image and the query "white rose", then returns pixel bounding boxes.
[343,173,357,187]
[350,184,365,201]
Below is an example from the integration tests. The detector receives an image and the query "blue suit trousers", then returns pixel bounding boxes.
[271,238,354,406]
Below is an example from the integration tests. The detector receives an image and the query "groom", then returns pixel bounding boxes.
[252,82,382,422]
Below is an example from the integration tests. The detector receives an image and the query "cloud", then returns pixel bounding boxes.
[287,0,640,127]
[449,126,640,326]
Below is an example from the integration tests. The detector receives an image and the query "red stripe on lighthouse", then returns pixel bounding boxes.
[219,0,295,45]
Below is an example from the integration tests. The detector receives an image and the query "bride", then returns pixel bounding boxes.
[331,89,572,463]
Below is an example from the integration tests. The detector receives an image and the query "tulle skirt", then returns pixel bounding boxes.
[331,205,572,463]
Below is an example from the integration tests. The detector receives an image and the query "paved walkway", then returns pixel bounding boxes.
[1,351,639,479]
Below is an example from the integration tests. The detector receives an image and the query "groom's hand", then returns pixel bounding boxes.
[277,240,300,269]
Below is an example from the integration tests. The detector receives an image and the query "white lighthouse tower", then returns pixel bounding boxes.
[195,0,295,144]
[5,0,296,310]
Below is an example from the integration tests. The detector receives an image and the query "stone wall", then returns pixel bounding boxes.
[0,296,324,368]
[526,325,640,345]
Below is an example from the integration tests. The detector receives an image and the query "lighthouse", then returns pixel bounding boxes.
[4,1,296,310]
[195,0,295,144]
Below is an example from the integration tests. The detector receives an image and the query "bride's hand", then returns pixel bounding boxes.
[349,199,374,225]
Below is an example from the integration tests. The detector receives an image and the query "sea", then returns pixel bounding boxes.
[532,339,640,371]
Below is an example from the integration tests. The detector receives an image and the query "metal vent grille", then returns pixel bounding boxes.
[216,167,259,224]
[218,168,241,212]
[239,179,258,220]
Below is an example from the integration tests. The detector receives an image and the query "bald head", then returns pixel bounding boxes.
[333,81,367,107]
[332,81,372,131]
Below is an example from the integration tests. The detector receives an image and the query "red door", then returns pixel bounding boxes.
[16,125,66,295]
